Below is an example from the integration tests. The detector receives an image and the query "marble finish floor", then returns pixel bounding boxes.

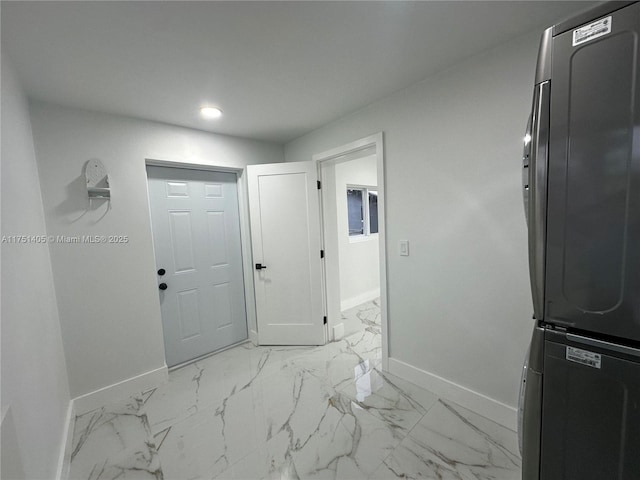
[69,314,521,479]
[340,299,381,339]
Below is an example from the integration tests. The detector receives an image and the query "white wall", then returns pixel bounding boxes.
[286,31,539,423]
[1,57,71,480]
[334,155,380,309]
[29,102,283,403]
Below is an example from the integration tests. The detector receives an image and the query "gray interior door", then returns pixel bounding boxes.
[147,166,248,367]
[545,3,640,341]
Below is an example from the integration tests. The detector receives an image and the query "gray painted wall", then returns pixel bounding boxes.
[29,102,284,400]
[1,57,71,480]
[286,31,539,410]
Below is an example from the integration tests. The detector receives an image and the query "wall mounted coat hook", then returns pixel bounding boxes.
[85,159,111,199]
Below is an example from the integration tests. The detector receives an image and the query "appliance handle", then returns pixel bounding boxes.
[567,333,640,359]
[522,114,532,225]
[528,81,550,320]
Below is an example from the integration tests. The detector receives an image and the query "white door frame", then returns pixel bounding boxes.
[144,159,259,356]
[312,133,389,371]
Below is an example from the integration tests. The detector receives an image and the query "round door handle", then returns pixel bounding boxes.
[157,268,166,276]
[159,283,168,290]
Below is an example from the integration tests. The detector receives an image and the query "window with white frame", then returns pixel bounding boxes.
[347,186,378,237]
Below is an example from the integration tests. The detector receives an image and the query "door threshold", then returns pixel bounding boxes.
[168,338,251,372]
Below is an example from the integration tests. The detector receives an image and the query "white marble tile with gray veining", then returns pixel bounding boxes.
[68,300,521,480]
[288,338,380,393]
[243,389,402,480]
[155,384,265,480]
[341,299,382,339]
[69,402,162,480]
[338,368,438,438]
[371,399,521,480]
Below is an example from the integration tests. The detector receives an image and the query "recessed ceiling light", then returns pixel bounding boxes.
[200,106,223,119]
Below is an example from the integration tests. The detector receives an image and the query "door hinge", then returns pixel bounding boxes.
[323,316,327,325]
[320,249,325,259]
[317,180,321,189]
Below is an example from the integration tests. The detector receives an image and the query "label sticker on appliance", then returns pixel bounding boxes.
[566,346,601,369]
[573,16,612,46]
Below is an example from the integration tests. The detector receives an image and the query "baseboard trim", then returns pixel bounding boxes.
[332,322,345,341]
[249,329,258,346]
[73,366,168,416]
[388,358,517,432]
[55,401,75,480]
[341,288,380,312]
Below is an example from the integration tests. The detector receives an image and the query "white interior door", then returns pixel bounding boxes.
[247,161,325,345]
[147,166,248,367]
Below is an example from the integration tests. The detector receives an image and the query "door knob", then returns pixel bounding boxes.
[157,268,166,276]
[255,263,267,270]
[159,283,168,290]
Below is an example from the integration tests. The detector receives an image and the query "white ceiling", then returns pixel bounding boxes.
[2,1,594,143]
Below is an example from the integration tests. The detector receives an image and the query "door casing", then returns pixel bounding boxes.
[313,133,389,371]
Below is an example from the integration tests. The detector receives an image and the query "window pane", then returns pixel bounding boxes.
[369,191,379,234]
[347,188,364,235]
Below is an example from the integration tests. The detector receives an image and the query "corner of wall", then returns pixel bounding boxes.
[55,401,76,480]
[249,329,259,346]
[55,363,172,478]
[388,357,517,432]
[73,365,168,416]
[1,406,26,480]
[2,52,73,480]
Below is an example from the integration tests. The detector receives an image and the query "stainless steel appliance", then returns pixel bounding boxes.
[519,2,640,479]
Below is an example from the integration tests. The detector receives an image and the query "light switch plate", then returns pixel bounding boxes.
[399,240,409,256]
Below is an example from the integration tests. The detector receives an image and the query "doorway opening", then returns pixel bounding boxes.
[314,133,389,369]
